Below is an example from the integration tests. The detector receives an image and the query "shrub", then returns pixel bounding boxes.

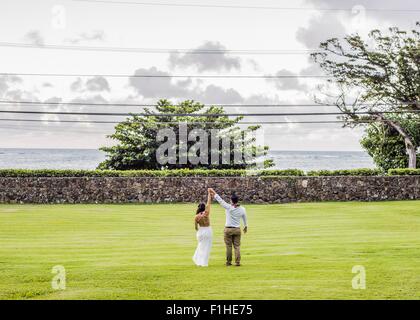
[306,168,384,176]
[388,168,420,176]
[0,169,304,177]
[4,168,411,177]
[257,169,305,176]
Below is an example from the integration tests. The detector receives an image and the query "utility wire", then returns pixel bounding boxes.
[0,118,345,124]
[2,42,418,55]
[0,42,317,55]
[1,118,419,125]
[0,100,417,108]
[1,110,419,117]
[73,0,420,13]
[0,72,330,79]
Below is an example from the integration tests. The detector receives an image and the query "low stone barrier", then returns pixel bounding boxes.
[0,176,419,203]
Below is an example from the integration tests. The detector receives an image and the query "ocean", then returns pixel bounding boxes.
[0,149,375,171]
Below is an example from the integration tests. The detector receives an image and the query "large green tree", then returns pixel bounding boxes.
[312,23,420,168]
[98,99,273,170]
[360,117,420,171]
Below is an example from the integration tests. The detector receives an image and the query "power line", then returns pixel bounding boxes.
[0,102,338,108]
[1,110,419,117]
[0,118,118,124]
[73,0,420,13]
[0,72,330,79]
[0,42,317,55]
[0,100,340,107]
[1,118,419,125]
[0,100,417,108]
[3,41,418,55]
[0,118,346,124]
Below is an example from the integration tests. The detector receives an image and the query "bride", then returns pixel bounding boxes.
[192,188,213,267]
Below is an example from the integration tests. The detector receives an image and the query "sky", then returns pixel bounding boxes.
[0,0,418,150]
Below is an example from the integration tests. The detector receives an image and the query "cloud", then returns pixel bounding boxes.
[197,85,244,104]
[305,0,419,18]
[266,69,308,91]
[296,0,419,99]
[3,89,38,102]
[169,41,242,72]
[296,14,346,48]
[23,30,44,46]
[70,76,110,92]
[303,0,419,36]
[128,65,249,104]
[129,65,248,104]
[129,67,191,98]
[44,97,62,103]
[299,58,325,76]
[70,95,108,104]
[86,76,110,92]
[70,78,83,92]
[66,30,105,44]
[0,75,22,96]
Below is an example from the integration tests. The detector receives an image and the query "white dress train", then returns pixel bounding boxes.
[192,226,213,267]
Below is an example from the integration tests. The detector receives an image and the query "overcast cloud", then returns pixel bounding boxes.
[23,30,44,46]
[169,41,242,72]
[0,0,417,150]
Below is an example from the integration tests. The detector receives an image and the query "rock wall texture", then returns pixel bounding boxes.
[0,176,419,204]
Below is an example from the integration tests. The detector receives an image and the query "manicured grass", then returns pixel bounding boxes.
[0,201,419,300]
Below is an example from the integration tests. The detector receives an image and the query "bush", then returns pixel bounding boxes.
[0,169,305,177]
[257,169,305,176]
[4,168,415,177]
[388,168,420,176]
[306,168,384,176]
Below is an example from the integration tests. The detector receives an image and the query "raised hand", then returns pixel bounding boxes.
[208,188,216,197]
[207,188,213,197]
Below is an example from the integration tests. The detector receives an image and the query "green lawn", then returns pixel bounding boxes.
[0,201,419,300]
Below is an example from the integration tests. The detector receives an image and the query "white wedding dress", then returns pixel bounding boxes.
[193,226,213,267]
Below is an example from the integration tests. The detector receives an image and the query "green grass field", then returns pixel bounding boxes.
[0,201,419,300]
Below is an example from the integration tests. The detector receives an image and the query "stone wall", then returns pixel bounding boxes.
[0,176,419,203]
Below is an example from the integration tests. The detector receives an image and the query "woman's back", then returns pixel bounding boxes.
[196,211,210,227]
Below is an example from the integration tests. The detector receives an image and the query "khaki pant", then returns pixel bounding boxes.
[224,227,241,265]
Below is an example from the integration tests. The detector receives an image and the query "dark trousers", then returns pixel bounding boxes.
[224,227,241,265]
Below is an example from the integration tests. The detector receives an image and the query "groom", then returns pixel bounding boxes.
[208,188,248,267]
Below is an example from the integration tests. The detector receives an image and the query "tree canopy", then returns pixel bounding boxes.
[312,22,420,168]
[98,99,273,170]
[361,118,420,171]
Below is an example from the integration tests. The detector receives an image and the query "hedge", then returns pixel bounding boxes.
[0,168,418,177]
[388,168,420,176]
[0,169,305,177]
[306,168,384,176]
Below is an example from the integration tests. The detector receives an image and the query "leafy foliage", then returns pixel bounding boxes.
[312,23,420,168]
[98,99,273,170]
[360,120,420,171]
[0,169,304,177]
[307,168,383,176]
[388,168,420,175]
[0,168,405,177]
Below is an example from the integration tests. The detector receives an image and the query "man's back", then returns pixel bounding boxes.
[213,192,247,266]
[214,194,247,228]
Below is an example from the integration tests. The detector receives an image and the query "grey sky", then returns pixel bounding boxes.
[0,0,418,150]
[169,41,242,72]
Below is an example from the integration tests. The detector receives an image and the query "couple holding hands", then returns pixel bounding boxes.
[193,188,248,267]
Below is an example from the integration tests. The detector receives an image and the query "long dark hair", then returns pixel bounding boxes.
[196,202,206,214]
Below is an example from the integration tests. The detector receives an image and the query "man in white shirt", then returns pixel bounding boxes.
[209,188,248,266]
